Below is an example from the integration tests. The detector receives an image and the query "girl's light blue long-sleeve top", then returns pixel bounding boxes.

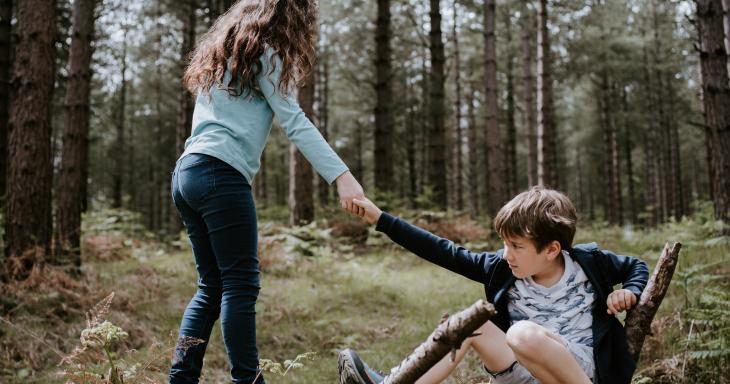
[180,47,349,185]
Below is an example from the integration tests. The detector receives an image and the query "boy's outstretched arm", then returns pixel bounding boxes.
[352,197,500,283]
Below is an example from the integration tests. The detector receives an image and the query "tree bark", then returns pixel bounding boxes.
[722,0,730,77]
[622,89,637,224]
[642,46,659,227]
[483,0,503,215]
[428,0,447,206]
[536,0,557,188]
[466,81,479,217]
[522,0,537,188]
[374,0,393,194]
[625,242,682,362]
[289,71,315,226]
[4,0,56,278]
[381,300,497,384]
[171,0,197,235]
[666,76,684,218]
[0,0,12,202]
[504,11,517,199]
[317,52,330,206]
[112,25,128,209]
[696,0,730,229]
[55,0,97,269]
[452,0,463,211]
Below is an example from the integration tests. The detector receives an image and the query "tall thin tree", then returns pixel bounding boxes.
[55,0,97,269]
[112,17,129,209]
[484,0,503,215]
[452,0,463,210]
[428,0,447,206]
[504,10,517,199]
[317,47,330,206]
[696,0,730,228]
[4,0,56,278]
[374,0,393,195]
[289,69,316,226]
[536,0,557,188]
[0,0,12,203]
[171,0,198,234]
[722,0,730,76]
[521,0,537,187]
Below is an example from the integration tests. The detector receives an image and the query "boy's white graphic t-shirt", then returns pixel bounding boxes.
[507,251,596,379]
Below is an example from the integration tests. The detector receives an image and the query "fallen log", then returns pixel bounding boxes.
[625,242,682,362]
[381,299,496,384]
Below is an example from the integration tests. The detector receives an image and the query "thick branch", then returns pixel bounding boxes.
[625,242,682,362]
[381,299,497,384]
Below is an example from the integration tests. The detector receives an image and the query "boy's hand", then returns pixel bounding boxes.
[606,289,638,315]
[352,197,382,225]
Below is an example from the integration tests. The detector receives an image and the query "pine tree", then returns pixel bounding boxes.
[4,0,56,279]
[55,0,98,269]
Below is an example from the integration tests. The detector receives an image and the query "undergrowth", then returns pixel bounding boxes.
[0,203,727,383]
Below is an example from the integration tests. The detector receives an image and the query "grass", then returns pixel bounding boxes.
[0,205,728,383]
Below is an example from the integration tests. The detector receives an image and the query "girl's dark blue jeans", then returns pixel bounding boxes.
[169,153,264,384]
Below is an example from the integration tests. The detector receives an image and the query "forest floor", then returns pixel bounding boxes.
[0,204,728,383]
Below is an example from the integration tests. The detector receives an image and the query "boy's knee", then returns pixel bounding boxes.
[505,320,550,356]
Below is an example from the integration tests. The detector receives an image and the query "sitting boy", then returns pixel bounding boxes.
[338,187,648,384]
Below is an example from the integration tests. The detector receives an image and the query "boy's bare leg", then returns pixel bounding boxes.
[415,321,516,384]
[506,321,591,384]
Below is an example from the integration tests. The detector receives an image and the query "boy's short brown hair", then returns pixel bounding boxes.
[493,186,577,252]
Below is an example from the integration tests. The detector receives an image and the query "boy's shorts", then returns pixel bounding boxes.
[483,340,595,384]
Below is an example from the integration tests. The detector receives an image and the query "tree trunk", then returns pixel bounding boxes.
[171,0,197,235]
[666,75,684,218]
[55,0,96,270]
[428,0,447,206]
[722,0,730,77]
[4,0,56,279]
[642,46,659,227]
[380,300,497,384]
[289,71,315,226]
[0,0,12,203]
[696,0,730,229]
[622,89,636,224]
[536,0,556,188]
[625,242,682,362]
[522,0,537,188]
[407,95,417,208]
[599,72,618,225]
[317,53,330,206]
[575,148,585,215]
[466,81,479,217]
[112,27,128,209]
[452,0,463,211]
[652,7,669,223]
[483,0,503,215]
[374,0,393,194]
[504,11,517,199]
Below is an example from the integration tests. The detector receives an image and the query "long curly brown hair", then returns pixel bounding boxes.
[183,0,318,98]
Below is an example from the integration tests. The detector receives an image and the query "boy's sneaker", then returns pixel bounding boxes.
[338,348,385,384]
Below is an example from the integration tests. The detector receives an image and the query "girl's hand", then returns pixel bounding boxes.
[335,171,365,216]
[352,197,382,225]
[606,289,638,315]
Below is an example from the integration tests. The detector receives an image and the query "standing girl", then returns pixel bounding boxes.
[169,1,364,383]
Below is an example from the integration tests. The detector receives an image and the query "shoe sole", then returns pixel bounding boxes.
[338,349,370,384]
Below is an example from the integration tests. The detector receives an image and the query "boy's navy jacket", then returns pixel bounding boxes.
[376,212,650,384]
